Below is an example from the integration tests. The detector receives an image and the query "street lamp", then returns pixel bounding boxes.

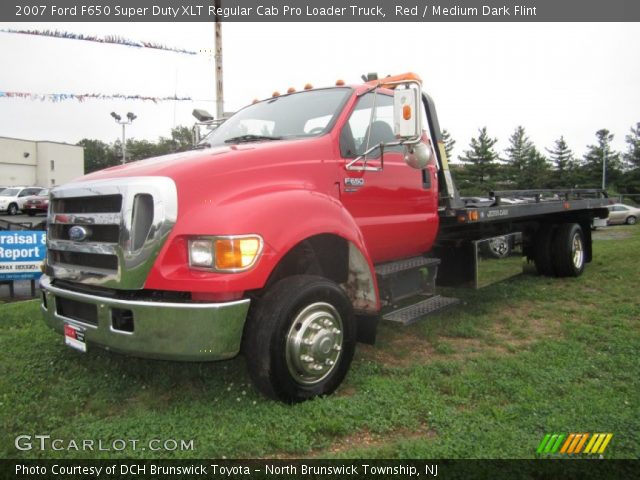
[110,111,137,164]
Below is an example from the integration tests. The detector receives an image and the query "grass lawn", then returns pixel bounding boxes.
[1,227,638,459]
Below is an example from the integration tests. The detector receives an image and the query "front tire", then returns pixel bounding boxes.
[552,223,585,277]
[243,275,356,403]
[626,216,637,225]
[8,203,18,216]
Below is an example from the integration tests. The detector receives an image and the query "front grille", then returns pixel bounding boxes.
[51,194,122,213]
[56,296,98,325]
[47,177,177,289]
[49,250,118,271]
[49,224,120,243]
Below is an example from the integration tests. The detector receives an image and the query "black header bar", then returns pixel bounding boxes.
[2,1,640,22]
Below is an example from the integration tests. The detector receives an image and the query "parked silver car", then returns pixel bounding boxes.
[607,203,640,225]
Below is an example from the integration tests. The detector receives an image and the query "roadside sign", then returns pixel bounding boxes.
[0,231,47,280]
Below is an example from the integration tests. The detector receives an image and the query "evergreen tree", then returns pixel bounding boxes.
[504,126,534,186]
[458,127,499,191]
[546,136,578,188]
[623,122,640,170]
[522,147,551,188]
[582,129,622,189]
[620,122,640,194]
[441,129,456,162]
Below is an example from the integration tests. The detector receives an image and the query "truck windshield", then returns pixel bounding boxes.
[200,88,351,147]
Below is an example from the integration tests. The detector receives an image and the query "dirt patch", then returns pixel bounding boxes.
[592,227,635,241]
[272,421,435,459]
[358,301,563,368]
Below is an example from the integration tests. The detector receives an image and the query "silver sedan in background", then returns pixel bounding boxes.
[607,203,640,225]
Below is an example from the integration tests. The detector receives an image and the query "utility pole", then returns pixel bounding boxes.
[602,144,607,190]
[214,0,224,120]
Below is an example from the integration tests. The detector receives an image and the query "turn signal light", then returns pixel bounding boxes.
[188,235,263,272]
[403,104,412,120]
[215,237,262,271]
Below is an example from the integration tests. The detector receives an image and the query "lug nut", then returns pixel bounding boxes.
[325,359,335,366]
[333,345,342,351]
[301,355,314,363]
[332,328,341,335]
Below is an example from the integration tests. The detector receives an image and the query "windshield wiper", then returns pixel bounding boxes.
[224,134,282,144]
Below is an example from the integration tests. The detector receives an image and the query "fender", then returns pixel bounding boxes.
[144,188,380,310]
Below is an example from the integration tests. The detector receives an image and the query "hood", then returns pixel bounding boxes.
[75,136,334,207]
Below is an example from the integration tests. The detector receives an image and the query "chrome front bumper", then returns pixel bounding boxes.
[39,275,250,361]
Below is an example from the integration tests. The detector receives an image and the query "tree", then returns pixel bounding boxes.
[458,127,499,192]
[77,138,119,173]
[546,136,579,188]
[441,129,456,162]
[157,126,193,154]
[619,122,640,194]
[623,122,640,170]
[504,126,534,187]
[523,146,551,189]
[582,129,622,189]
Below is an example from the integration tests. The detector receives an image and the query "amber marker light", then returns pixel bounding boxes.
[214,236,263,272]
[287,87,296,93]
[335,79,345,86]
[304,83,313,90]
[403,104,412,120]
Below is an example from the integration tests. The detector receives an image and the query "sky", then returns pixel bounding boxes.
[0,21,639,161]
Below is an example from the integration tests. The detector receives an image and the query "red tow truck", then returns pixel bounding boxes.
[40,73,609,402]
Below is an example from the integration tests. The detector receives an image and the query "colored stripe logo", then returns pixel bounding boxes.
[537,433,613,455]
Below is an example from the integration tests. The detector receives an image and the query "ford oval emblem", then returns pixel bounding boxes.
[69,226,88,242]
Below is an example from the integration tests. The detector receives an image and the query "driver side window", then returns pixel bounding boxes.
[340,93,398,158]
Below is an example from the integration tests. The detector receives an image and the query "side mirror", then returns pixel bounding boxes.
[393,87,420,139]
[404,142,433,169]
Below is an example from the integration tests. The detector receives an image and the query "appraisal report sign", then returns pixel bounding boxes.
[1,0,639,22]
[0,231,46,281]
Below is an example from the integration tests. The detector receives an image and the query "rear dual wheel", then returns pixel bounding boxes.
[534,223,585,277]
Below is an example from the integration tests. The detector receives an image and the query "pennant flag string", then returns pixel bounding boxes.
[0,90,193,103]
[0,28,198,55]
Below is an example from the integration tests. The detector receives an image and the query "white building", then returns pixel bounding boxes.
[0,136,84,188]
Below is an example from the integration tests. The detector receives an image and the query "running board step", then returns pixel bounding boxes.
[375,256,440,277]
[375,256,441,305]
[383,295,460,325]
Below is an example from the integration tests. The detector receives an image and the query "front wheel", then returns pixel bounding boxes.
[626,216,637,225]
[243,275,356,403]
[7,203,18,215]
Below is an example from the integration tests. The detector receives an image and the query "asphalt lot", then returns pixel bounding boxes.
[0,212,47,227]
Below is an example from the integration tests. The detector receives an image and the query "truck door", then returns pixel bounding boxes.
[339,91,439,263]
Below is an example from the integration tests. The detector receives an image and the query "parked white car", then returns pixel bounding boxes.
[607,203,640,225]
[0,186,44,215]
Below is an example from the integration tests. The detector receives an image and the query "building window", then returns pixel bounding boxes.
[50,160,55,171]
[51,179,55,186]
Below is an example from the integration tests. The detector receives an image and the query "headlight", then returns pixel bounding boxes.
[188,239,215,267]
[188,235,263,272]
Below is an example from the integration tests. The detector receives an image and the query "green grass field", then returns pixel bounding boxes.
[1,227,639,459]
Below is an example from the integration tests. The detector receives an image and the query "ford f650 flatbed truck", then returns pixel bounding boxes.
[40,73,609,402]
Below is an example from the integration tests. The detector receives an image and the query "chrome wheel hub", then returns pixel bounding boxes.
[285,302,343,385]
[572,233,584,268]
